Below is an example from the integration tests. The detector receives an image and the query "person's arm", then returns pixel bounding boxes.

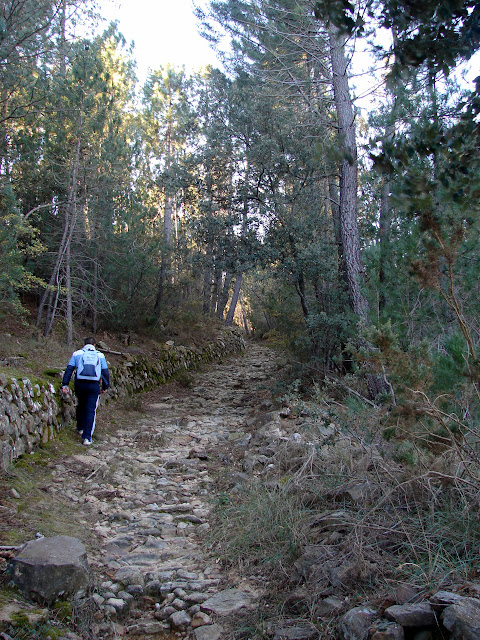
[62,355,76,394]
[100,355,109,392]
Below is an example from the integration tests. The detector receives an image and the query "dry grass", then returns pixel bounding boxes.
[210,480,310,576]
[0,429,98,547]
[207,390,480,639]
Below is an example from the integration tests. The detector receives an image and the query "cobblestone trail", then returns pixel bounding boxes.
[56,342,282,639]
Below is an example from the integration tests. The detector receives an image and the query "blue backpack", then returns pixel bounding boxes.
[77,348,101,381]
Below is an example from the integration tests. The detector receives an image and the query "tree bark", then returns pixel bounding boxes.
[239,293,250,335]
[328,177,348,285]
[328,25,369,323]
[92,246,98,335]
[154,194,173,316]
[379,27,399,313]
[154,106,174,317]
[37,115,83,335]
[216,270,232,320]
[295,270,309,320]
[65,240,73,345]
[202,241,214,315]
[225,273,242,325]
[378,122,394,312]
[329,26,388,396]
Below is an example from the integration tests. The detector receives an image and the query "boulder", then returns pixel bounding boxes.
[395,582,421,605]
[293,545,333,582]
[339,607,377,640]
[442,597,480,640]
[105,597,128,614]
[169,609,191,630]
[194,624,224,640]
[0,601,49,628]
[315,597,345,617]
[114,566,144,586]
[8,536,90,604]
[125,620,169,635]
[191,611,212,628]
[201,589,253,614]
[370,624,404,640]
[385,603,436,627]
[330,560,364,588]
[430,590,465,607]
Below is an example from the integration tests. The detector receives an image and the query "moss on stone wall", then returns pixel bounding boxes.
[0,328,245,470]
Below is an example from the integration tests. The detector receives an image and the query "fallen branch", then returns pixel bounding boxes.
[101,348,126,356]
[85,464,107,482]
[324,376,378,408]
[0,545,19,551]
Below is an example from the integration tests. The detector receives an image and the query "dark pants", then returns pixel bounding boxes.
[75,380,100,441]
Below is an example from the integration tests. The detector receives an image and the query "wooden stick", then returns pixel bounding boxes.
[0,545,19,551]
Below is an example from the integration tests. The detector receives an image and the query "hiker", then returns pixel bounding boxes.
[62,337,109,446]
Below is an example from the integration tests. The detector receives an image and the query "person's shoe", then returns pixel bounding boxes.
[76,430,83,437]
[82,439,92,446]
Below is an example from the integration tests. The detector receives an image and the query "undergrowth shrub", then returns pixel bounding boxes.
[394,496,480,588]
[188,334,480,640]
[210,481,310,575]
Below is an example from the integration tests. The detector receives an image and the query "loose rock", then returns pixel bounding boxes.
[339,607,377,640]
[385,603,436,627]
[201,588,253,615]
[194,623,224,640]
[442,597,480,640]
[8,536,90,604]
[169,609,192,630]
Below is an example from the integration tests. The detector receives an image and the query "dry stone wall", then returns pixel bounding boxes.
[0,328,245,471]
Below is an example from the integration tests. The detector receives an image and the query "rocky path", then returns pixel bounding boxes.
[8,341,478,640]
[58,342,282,640]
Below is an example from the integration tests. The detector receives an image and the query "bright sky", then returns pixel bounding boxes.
[93,1,479,107]
[97,0,222,81]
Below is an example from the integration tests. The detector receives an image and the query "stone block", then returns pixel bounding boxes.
[339,606,377,640]
[8,535,90,604]
[442,597,480,640]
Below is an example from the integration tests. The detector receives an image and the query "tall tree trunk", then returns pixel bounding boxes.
[213,268,223,317]
[225,273,242,325]
[216,271,232,320]
[154,194,173,316]
[239,294,250,336]
[65,240,73,345]
[154,105,174,317]
[328,26,369,322]
[59,0,67,78]
[379,27,399,314]
[37,116,83,334]
[225,160,248,326]
[202,241,214,314]
[328,177,348,285]
[295,270,309,320]
[263,310,272,331]
[378,122,394,313]
[44,280,61,338]
[92,248,98,335]
[329,27,387,396]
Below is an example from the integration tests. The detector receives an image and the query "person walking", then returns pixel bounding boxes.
[62,337,109,446]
